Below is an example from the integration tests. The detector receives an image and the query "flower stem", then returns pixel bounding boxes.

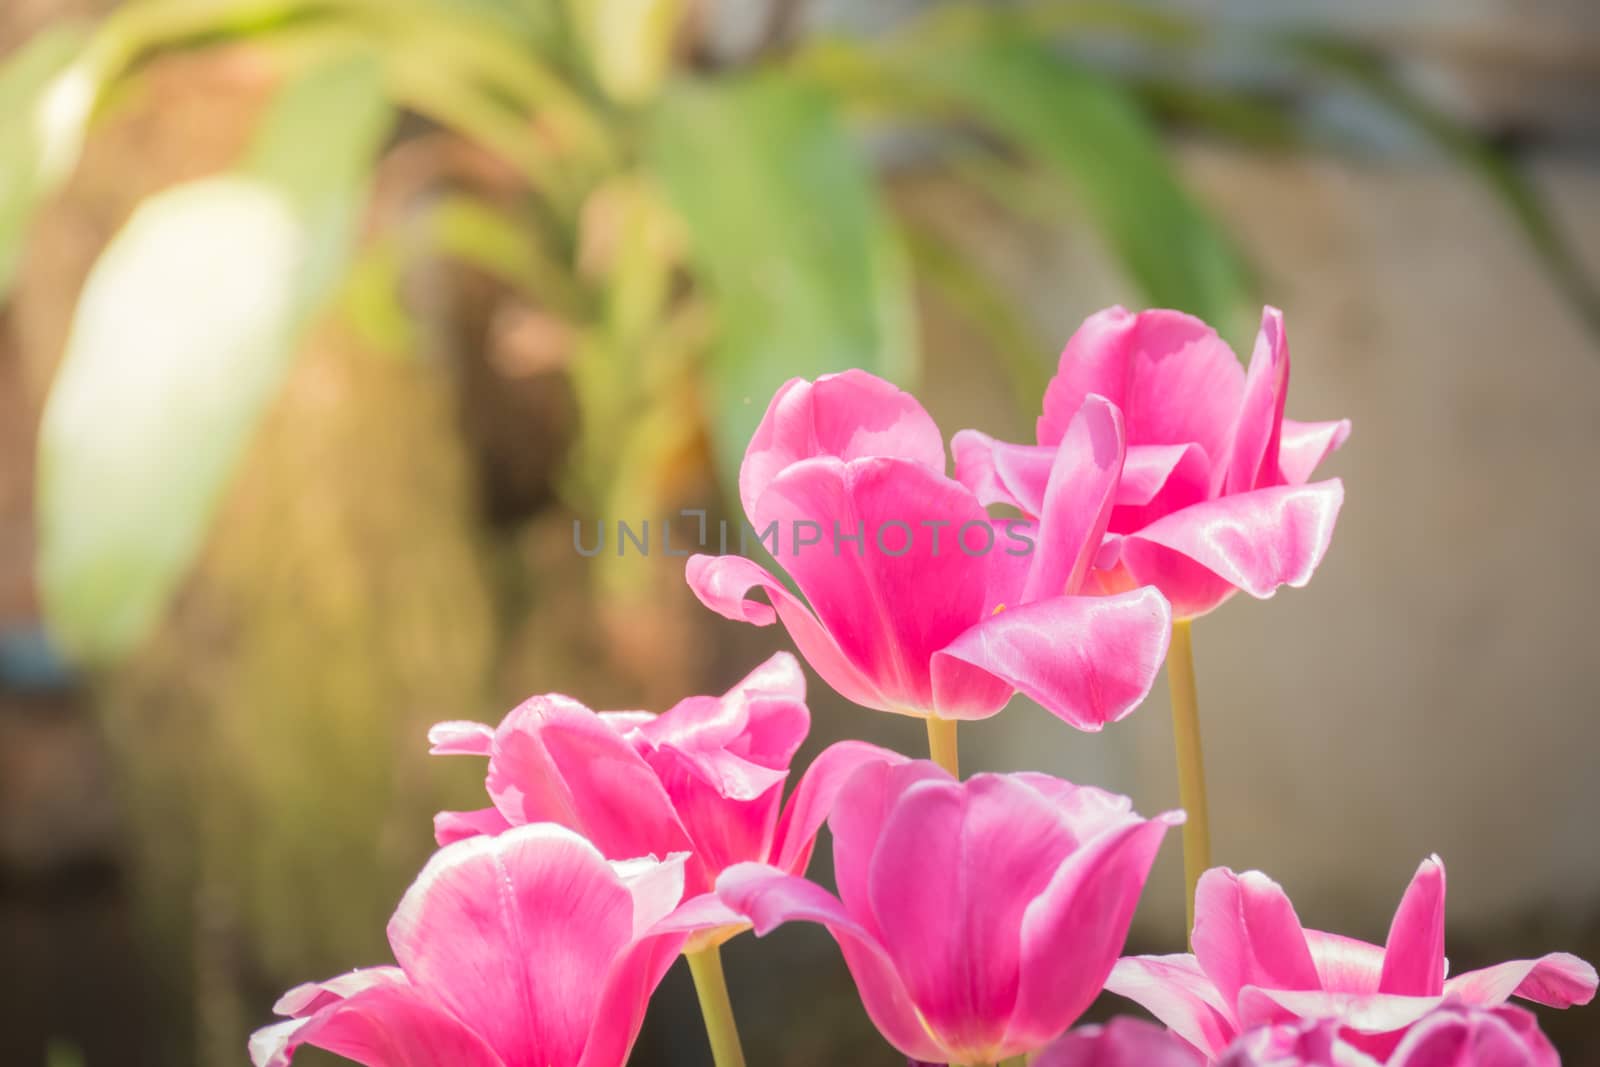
[686,944,747,1067]
[1168,618,1211,943]
[925,714,959,777]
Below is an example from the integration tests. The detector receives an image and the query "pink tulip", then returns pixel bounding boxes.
[716,760,1183,1063]
[249,823,735,1067]
[687,369,1172,730]
[1218,1004,1560,1067]
[953,306,1349,619]
[429,652,902,948]
[1033,1018,1207,1067]
[1106,858,1595,1061]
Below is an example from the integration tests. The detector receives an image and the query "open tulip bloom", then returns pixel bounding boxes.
[686,370,1173,744]
[953,305,1348,621]
[716,760,1182,1064]
[1106,858,1596,1061]
[248,824,733,1067]
[428,651,901,951]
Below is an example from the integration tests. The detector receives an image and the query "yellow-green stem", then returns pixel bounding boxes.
[1168,619,1211,943]
[686,945,747,1067]
[926,714,959,777]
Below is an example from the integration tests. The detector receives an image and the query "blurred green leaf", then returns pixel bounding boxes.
[0,22,92,298]
[887,30,1252,332]
[648,76,917,486]
[37,53,392,664]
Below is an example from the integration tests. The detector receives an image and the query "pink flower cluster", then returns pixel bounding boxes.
[252,307,1594,1067]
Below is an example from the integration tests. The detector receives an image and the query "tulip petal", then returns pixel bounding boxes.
[1387,1004,1559,1067]
[1380,856,1447,997]
[486,697,694,863]
[716,863,944,1062]
[753,456,996,714]
[1306,931,1386,996]
[1008,812,1183,1051]
[1120,480,1345,615]
[771,740,906,875]
[829,760,952,931]
[1032,1018,1207,1067]
[249,970,504,1067]
[1279,419,1351,486]
[386,824,655,1067]
[1443,952,1598,1009]
[686,552,894,711]
[432,806,513,847]
[1193,869,1322,1015]
[951,429,1053,515]
[1104,954,1237,1056]
[933,587,1172,731]
[1226,307,1289,495]
[739,370,946,520]
[1022,395,1124,602]
[868,775,1087,1058]
[1040,307,1243,466]
[1217,1018,1382,1067]
[1235,987,1443,1035]
[427,721,495,756]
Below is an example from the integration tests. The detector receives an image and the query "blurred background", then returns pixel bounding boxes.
[1,0,1597,1064]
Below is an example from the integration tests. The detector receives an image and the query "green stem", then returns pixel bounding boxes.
[925,714,959,778]
[686,944,747,1067]
[1167,618,1211,944]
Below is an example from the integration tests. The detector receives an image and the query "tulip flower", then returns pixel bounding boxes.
[687,369,1172,774]
[428,652,903,1067]
[428,652,899,940]
[956,305,1349,931]
[1033,1018,1206,1067]
[1106,858,1596,1062]
[954,306,1349,621]
[249,823,733,1067]
[1217,1004,1561,1067]
[717,760,1182,1064]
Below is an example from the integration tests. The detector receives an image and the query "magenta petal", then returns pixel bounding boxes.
[829,760,952,929]
[738,370,946,519]
[1217,1019,1382,1067]
[1008,812,1183,1051]
[1121,480,1345,608]
[1306,931,1386,996]
[715,863,945,1062]
[1235,987,1443,1035]
[1104,954,1237,1056]
[1388,1004,1560,1067]
[951,429,1053,515]
[486,697,693,863]
[868,775,1086,1059]
[432,806,513,847]
[752,457,993,714]
[249,971,503,1067]
[1443,952,1598,1009]
[1040,307,1243,464]
[1226,307,1290,495]
[643,743,781,894]
[933,587,1172,731]
[1278,419,1351,486]
[1193,869,1322,1015]
[770,740,907,875]
[386,824,657,1067]
[1032,1018,1207,1067]
[428,721,495,756]
[1380,856,1447,996]
[686,553,894,711]
[1022,395,1124,602]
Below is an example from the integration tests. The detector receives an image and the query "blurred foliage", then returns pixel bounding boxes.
[5,0,1593,663]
